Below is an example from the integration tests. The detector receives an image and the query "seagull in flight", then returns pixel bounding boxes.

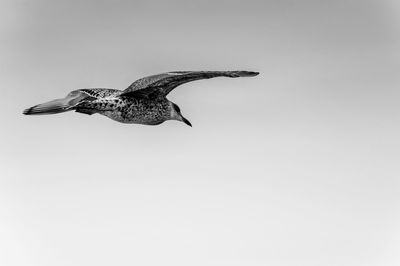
[23,70,259,126]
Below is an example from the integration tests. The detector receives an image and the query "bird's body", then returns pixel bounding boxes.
[24,70,259,126]
[77,91,173,125]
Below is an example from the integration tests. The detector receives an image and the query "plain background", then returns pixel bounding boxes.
[1,0,399,265]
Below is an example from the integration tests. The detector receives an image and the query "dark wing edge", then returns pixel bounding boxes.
[120,70,259,98]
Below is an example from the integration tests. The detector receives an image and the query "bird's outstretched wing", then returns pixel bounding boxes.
[120,71,259,99]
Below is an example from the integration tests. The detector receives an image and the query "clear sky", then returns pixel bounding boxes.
[1,0,399,265]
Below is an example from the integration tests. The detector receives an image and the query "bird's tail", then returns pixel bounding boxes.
[23,90,90,115]
[23,98,72,115]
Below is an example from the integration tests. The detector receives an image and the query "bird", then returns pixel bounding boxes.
[23,70,259,126]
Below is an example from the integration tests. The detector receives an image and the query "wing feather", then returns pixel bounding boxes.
[120,71,259,98]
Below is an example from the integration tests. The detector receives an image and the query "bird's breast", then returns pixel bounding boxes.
[100,98,170,125]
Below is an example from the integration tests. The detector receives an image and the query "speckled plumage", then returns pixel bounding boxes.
[76,91,173,125]
[23,70,259,126]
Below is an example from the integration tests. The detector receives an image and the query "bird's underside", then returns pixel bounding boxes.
[23,70,259,126]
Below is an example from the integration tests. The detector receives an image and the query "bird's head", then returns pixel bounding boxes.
[170,102,192,127]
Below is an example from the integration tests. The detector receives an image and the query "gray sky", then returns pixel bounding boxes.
[1,0,400,265]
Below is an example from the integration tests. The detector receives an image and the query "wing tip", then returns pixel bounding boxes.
[23,107,32,115]
[226,71,259,77]
[237,71,259,77]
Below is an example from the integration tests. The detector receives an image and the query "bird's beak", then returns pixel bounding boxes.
[181,116,192,127]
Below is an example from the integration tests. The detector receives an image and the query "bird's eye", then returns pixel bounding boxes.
[173,104,180,112]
